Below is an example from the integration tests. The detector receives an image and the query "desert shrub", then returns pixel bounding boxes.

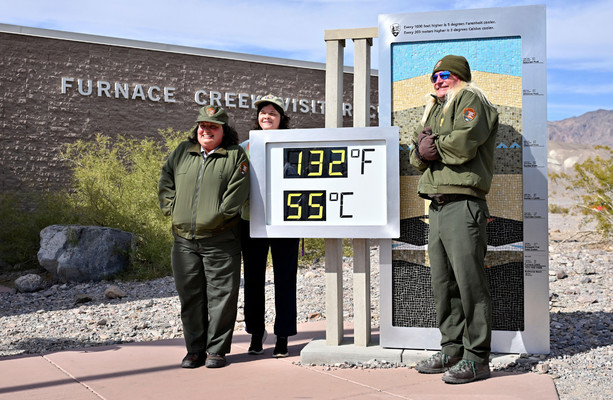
[0,191,78,270]
[61,128,186,279]
[550,145,613,237]
[0,127,357,278]
[548,203,570,214]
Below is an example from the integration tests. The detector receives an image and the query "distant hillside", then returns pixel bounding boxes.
[547,110,612,207]
[548,109,613,146]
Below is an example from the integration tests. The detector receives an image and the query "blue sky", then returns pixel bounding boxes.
[1,0,611,121]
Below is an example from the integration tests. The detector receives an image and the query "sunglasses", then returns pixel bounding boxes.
[431,71,452,83]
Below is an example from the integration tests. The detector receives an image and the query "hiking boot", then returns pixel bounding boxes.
[248,330,268,355]
[272,336,289,358]
[442,359,491,384]
[205,353,227,368]
[180,351,206,368]
[415,352,462,374]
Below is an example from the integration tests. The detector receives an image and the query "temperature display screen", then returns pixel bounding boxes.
[248,127,400,238]
[269,143,382,224]
[283,147,348,178]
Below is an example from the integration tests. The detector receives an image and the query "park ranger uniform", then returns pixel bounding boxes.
[409,84,499,366]
[159,139,249,356]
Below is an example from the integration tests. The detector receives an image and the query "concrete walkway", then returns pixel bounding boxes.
[0,321,558,399]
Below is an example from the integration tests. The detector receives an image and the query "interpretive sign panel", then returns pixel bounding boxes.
[378,5,549,353]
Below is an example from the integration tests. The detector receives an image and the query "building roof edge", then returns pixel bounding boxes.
[0,23,378,76]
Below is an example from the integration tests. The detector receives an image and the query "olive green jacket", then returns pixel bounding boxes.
[158,141,250,239]
[409,87,498,199]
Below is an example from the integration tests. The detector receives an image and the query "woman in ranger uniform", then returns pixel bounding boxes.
[158,105,249,369]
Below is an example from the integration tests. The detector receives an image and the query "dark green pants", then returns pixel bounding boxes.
[428,198,492,364]
[171,225,241,355]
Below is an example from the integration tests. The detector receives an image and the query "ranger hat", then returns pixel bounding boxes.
[254,94,285,113]
[432,55,471,82]
[196,105,228,125]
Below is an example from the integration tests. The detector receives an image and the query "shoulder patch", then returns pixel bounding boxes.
[463,108,476,122]
[240,161,249,175]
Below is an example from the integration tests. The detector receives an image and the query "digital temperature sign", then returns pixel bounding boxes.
[249,127,400,238]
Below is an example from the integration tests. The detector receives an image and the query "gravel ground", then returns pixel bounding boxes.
[1,214,611,400]
[546,215,613,400]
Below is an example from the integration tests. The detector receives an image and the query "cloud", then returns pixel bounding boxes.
[5,0,611,70]
[3,0,613,120]
[547,0,613,71]
[0,1,443,64]
[548,81,613,96]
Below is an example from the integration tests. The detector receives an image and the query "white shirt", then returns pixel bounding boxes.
[201,146,219,160]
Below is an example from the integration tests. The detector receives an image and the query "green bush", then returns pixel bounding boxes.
[0,191,78,270]
[550,145,613,237]
[0,127,351,279]
[61,128,186,279]
[0,129,184,277]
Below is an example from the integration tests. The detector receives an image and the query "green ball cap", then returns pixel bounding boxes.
[432,55,471,82]
[254,94,285,112]
[196,105,228,125]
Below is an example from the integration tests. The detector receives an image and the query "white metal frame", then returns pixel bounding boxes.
[378,5,549,354]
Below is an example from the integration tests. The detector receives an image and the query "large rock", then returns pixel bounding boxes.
[38,225,134,283]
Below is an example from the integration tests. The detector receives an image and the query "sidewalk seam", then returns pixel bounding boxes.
[299,365,417,400]
[42,354,106,399]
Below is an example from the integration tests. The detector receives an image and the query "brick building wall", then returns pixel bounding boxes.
[0,26,378,192]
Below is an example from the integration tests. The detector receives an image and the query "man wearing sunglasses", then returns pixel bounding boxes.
[409,55,499,384]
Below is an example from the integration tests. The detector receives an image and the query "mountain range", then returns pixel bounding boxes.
[547,109,612,174]
[548,109,613,146]
[547,109,612,206]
